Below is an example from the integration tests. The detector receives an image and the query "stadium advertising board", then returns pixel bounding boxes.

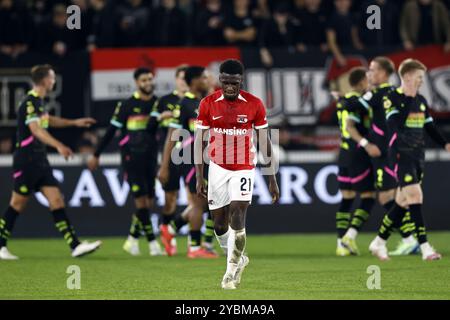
[1,161,449,237]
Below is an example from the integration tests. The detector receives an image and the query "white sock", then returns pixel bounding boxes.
[375,236,386,246]
[345,227,358,240]
[215,227,230,255]
[420,242,433,256]
[128,235,138,242]
[337,238,342,247]
[226,228,246,276]
[402,235,416,245]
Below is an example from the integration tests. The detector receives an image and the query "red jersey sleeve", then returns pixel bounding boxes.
[196,98,210,129]
[254,99,268,129]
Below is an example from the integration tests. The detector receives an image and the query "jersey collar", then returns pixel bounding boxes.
[214,93,247,102]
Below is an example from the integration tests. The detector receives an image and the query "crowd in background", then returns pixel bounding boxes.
[1,0,450,153]
[1,0,450,65]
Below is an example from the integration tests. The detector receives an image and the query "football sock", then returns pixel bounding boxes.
[409,204,427,244]
[378,203,405,240]
[135,208,156,242]
[203,211,215,248]
[226,228,246,276]
[52,208,80,250]
[170,213,188,232]
[215,226,230,255]
[129,213,141,239]
[189,230,202,249]
[350,197,375,231]
[0,206,19,248]
[336,198,354,239]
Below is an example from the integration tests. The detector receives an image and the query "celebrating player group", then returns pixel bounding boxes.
[0,59,280,290]
[335,57,450,261]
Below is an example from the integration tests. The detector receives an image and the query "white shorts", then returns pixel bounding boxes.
[207,161,255,210]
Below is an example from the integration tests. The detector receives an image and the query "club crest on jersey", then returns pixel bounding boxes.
[237,115,248,123]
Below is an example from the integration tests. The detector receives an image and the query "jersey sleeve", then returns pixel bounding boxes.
[346,99,362,123]
[24,99,40,125]
[196,99,210,129]
[150,99,162,118]
[168,100,183,129]
[254,99,268,129]
[110,101,128,128]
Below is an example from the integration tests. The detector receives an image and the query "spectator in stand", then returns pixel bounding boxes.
[0,0,33,58]
[150,0,187,46]
[259,3,295,67]
[87,0,117,50]
[358,0,401,48]
[37,3,87,56]
[251,0,271,20]
[116,0,149,47]
[293,0,328,52]
[223,0,257,46]
[0,137,13,154]
[326,0,364,67]
[400,0,450,52]
[194,0,226,45]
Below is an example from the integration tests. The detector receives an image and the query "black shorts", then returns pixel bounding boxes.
[162,159,181,192]
[12,155,59,196]
[370,153,398,191]
[180,163,208,194]
[337,148,353,190]
[349,148,375,192]
[122,151,157,198]
[397,153,424,188]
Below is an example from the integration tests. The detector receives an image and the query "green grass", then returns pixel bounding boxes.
[1,232,449,300]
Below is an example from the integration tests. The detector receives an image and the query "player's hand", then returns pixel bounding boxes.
[57,144,73,160]
[365,143,381,158]
[73,117,96,128]
[196,177,207,199]
[445,143,450,153]
[87,156,99,171]
[160,111,173,120]
[158,166,170,185]
[268,177,280,204]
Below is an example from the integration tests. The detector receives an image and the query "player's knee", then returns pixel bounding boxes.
[9,197,27,213]
[214,223,228,236]
[378,190,395,205]
[341,190,356,199]
[49,197,65,211]
[360,191,376,199]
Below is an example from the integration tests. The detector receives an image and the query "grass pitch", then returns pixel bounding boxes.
[1,232,449,300]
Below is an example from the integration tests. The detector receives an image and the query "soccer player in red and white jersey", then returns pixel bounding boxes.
[194,59,280,289]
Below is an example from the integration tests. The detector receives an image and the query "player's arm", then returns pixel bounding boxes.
[254,100,279,203]
[147,99,173,135]
[423,105,450,152]
[345,100,381,157]
[49,115,96,128]
[194,99,210,198]
[88,101,126,170]
[158,127,178,185]
[28,121,73,159]
[385,94,409,135]
[194,128,208,198]
[257,127,280,204]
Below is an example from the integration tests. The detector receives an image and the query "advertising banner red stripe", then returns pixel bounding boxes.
[91,47,241,70]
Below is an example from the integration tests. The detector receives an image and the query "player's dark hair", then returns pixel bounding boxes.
[348,67,367,87]
[184,66,205,86]
[175,64,189,78]
[219,59,244,75]
[30,64,53,85]
[134,67,152,80]
[398,59,427,78]
[373,56,395,76]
